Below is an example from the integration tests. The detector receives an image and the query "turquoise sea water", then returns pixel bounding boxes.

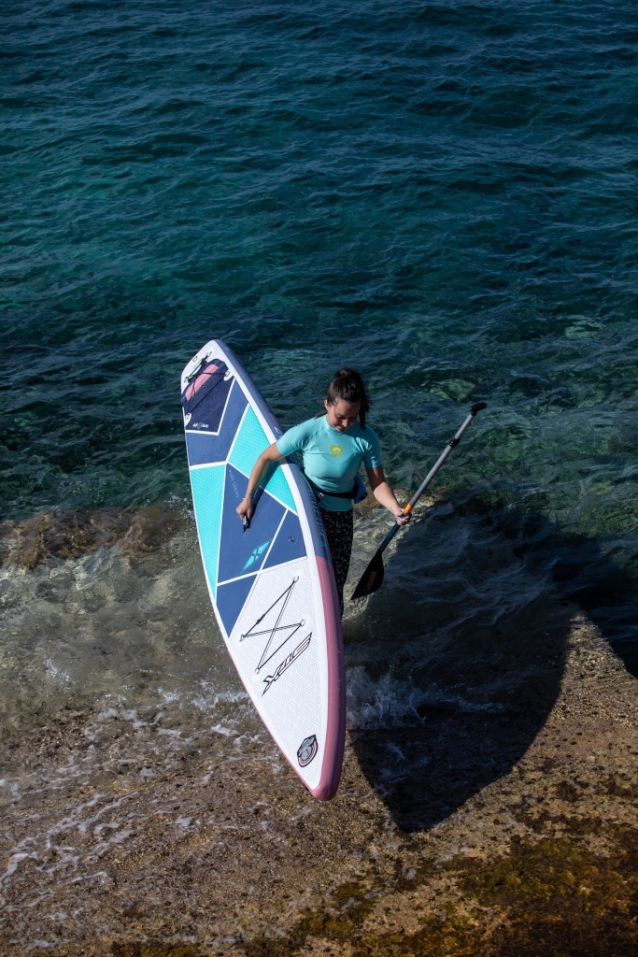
[2,0,638,712]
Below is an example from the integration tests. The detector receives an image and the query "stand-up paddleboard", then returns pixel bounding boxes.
[180,340,345,800]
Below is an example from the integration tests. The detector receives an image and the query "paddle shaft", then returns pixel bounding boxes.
[374,402,486,557]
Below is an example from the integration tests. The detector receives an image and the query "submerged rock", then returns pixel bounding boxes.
[0,505,192,570]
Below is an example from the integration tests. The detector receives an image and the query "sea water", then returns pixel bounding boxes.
[1,0,637,925]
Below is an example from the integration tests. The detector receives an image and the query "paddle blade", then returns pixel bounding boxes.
[351,549,385,600]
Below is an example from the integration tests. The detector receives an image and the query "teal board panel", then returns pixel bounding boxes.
[190,465,225,597]
[227,406,269,476]
[228,406,297,514]
[262,462,297,514]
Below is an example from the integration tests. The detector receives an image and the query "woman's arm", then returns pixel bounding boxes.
[366,466,411,525]
[236,442,285,522]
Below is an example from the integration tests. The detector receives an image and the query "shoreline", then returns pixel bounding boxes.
[2,606,637,955]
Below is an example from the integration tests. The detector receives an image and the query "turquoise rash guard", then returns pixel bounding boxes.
[276,415,382,512]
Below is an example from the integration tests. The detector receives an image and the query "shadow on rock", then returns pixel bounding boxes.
[345,490,635,832]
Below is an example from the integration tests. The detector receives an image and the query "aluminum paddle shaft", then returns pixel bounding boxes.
[350,402,486,600]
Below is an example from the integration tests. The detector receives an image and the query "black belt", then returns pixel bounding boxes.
[303,473,367,503]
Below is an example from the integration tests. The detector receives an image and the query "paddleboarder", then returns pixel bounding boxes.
[236,368,410,611]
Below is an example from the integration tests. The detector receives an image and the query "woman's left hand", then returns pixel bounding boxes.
[366,467,413,526]
[394,506,411,526]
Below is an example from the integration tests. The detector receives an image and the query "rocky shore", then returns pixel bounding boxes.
[2,611,637,956]
[1,507,637,955]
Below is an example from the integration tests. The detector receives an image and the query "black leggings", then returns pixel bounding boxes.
[319,507,354,606]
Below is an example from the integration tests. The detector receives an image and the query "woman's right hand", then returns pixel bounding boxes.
[235,444,284,526]
[236,494,254,525]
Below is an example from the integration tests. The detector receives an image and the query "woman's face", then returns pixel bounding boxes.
[324,398,360,432]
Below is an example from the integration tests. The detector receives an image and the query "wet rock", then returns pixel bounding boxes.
[0,506,192,570]
[1,614,638,956]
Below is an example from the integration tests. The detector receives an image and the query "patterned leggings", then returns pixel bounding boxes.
[319,507,354,607]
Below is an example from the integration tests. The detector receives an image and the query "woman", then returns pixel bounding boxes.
[236,368,410,611]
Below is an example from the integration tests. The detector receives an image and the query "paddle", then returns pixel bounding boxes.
[350,402,487,600]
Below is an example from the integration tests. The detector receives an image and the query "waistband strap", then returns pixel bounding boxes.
[303,473,367,504]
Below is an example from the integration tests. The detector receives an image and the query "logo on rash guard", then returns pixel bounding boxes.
[330,445,343,456]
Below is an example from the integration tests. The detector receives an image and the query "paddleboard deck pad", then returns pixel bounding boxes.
[181,339,345,800]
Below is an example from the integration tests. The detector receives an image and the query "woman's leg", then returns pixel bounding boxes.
[319,508,354,611]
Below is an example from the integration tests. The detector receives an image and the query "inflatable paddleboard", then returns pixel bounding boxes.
[181,340,345,800]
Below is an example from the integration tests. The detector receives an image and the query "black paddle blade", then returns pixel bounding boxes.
[351,549,385,600]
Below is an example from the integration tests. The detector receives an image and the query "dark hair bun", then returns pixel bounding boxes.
[326,368,370,427]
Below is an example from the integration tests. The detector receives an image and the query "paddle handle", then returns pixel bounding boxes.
[378,402,486,555]
[404,401,486,514]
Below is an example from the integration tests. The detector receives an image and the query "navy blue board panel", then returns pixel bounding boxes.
[185,371,233,433]
[181,360,229,417]
[263,509,306,570]
[181,361,226,412]
[218,465,286,584]
[217,574,257,637]
[185,381,248,466]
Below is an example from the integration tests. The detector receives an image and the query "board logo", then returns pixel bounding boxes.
[297,734,318,768]
[262,633,311,695]
[330,444,343,457]
[243,541,271,571]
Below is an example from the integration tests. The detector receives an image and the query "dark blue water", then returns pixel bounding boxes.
[2,0,638,714]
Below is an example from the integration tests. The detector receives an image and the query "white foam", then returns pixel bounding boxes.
[210,723,235,736]
[2,852,38,886]
[346,666,429,729]
[346,666,507,730]
[44,659,71,684]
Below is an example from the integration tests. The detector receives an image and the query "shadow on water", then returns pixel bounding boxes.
[345,492,638,832]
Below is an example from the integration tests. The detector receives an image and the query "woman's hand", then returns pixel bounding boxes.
[366,466,412,526]
[236,494,254,525]
[235,443,284,525]
[393,505,411,526]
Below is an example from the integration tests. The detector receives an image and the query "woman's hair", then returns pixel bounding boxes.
[326,368,370,428]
